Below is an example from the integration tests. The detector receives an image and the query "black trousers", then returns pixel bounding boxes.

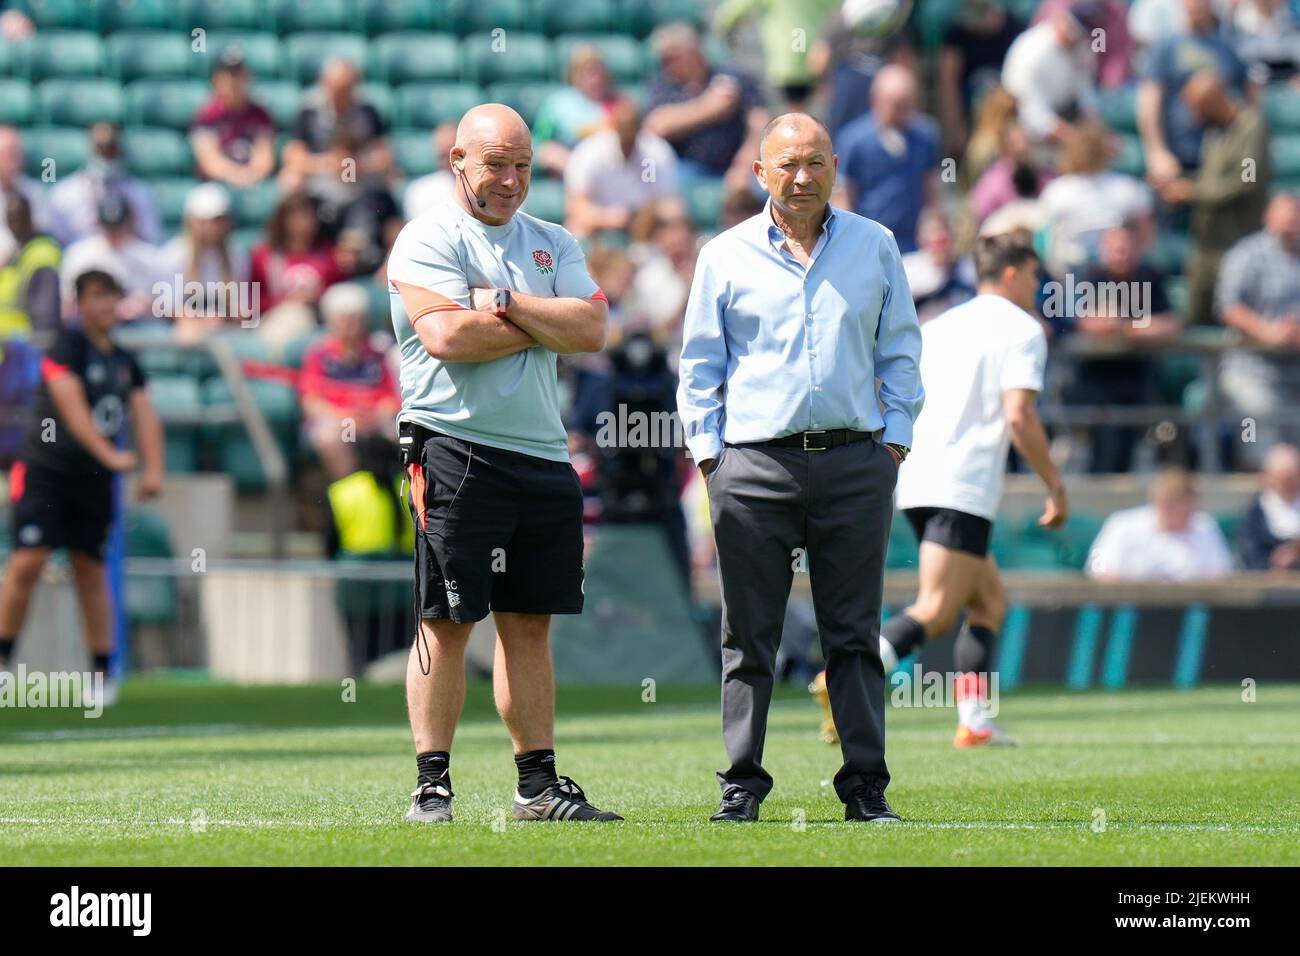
[706,436,897,802]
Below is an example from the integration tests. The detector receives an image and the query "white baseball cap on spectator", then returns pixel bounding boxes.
[185,182,232,221]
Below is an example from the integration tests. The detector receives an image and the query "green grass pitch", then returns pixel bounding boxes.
[2,679,1297,866]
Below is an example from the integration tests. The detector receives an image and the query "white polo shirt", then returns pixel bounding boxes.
[895,294,1047,521]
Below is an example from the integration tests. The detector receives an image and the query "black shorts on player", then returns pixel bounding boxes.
[406,426,585,624]
[904,507,993,559]
[8,461,115,558]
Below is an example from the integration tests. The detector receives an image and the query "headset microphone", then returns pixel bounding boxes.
[458,166,487,209]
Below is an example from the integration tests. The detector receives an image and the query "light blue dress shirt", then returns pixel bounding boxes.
[676,201,924,463]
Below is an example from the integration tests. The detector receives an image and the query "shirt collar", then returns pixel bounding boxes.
[762,198,837,252]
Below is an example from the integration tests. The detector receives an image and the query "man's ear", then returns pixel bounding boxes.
[751,158,764,189]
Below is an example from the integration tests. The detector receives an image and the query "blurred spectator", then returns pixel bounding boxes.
[249,191,351,347]
[534,45,626,176]
[1159,69,1271,326]
[643,21,768,191]
[903,207,976,323]
[402,123,456,221]
[0,191,60,340]
[965,88,1044,218]
[1035,0,1135,88]
[938,0,1024,157]
[1216,193,1300,460]
[1230,0,1300,83]
[719,183,764,228]
[565,101,680,238]
[1066,223,1181,472]
[0,128,52,266]
[157,183,248,328]
[1038,121,1154,277]
[1001,2,1103,150]
[1238,442,1300,569]
[300,282,399,480]
[1138,0,1251,188]
[808,4,917,138]
[48,122,162,247]
[0,9,34,40]
[281,59,398,274]
[626,207,698,340]
[836,65,940,253]
[1086,467,1234,579]
[713,0,840,109]
[58,192,162,322]
[190,46,277,188]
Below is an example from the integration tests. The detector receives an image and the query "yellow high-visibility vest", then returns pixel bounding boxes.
[327,471,415,555]
[0,236,61,339]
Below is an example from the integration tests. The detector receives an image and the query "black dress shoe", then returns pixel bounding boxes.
[844,780,901,822]
[711,785,760,822]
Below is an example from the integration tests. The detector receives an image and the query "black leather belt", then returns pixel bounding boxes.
[731,429,880,452]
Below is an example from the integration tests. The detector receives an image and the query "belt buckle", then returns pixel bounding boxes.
[802,430,828,452]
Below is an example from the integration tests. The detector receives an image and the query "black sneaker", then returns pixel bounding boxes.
[710,785,760,822]
[405,777,454,823]
[844,780,901,823]
[512,776,623,821]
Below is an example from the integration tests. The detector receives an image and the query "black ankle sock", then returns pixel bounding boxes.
[92,653,111,674]
[0,636,15,665]
[881,613,927,659]
[955,623,996,673]
[514,749,558,798]
[416,751,450,788]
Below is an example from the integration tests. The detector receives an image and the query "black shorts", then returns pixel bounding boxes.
[408,430,585,624]
[904,507,993,559]
[8,460,114,558]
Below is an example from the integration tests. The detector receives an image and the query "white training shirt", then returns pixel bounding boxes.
[1085,505,1235,581]
[895,293,1047,521]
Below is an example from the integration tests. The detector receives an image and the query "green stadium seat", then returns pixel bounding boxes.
[372,33,461,85]
[201,375,300,491]
[284,33,369,85]
[107,31,195,82]
[149,176,201,229]
[359,83,395,126]
[124,79,209,129]
[36,78,124,126]
[99,0,175,32]
[16,31,105,81]
[185,0,268,31]
[0,80,35,125]
[1271,175,1300,199]
[1096,85,1138,133]
[553,33,645,83]
[462,33,553,84]
[521,177,565,224]
[1264,84,1300,132]
[229,180,282,227]
[122,126,193,177]
[13,0,88,31]
[21,126,88,178]
[252,81,303,128]
[453,0,532,34]
[362,0,440,35]
[280,331,324,369]
[146,374,203,470]
[230,225,265,261]
[684,178,724,231]
[394,82,482,129]
[0,39,13,76]
[123,508,179,626]
[1113,133,1145,177]
[1271,135,1300,177]
[486,80,564,127]
[273,0,351,34]
[535,0,614,36]
[200,32,284,80]
[392,128,437,176]
[623,0,702,38]
[1147,230,1191,274]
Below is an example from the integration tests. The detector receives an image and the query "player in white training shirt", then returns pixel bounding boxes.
[888,233,1068,747]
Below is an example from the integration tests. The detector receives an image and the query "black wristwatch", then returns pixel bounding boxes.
[493,288,512,317]
[885,442,910,463]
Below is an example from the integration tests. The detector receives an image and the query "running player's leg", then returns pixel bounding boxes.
[69,552,112,667]
[953,556,1017,746]
[879,541,985,672]
[0,547,51,669]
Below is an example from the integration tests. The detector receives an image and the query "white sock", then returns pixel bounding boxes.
[958,697,985,728]
[879,636,898,673]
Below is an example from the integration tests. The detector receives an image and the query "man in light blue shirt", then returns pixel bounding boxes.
[677,112,923,824]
